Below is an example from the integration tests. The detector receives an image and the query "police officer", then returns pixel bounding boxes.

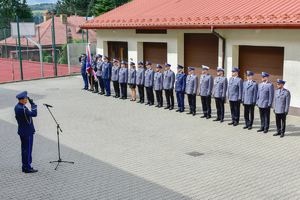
[257,72,274,133]
[185,67,198,116]
[213,67,228,122]
[154,64,163,108]
[119,61,128,100]
[199,65,213,119]
[14,91,38,173]
[228,68,243,126]
[242,71,258,130]
[128,62,137,101]
[163,63,175,110]
[79,53,88,90]
[95,54,105,95]
[111,59,120,98]
[102,56,112,96]
[136,62,145,104]
[145,62,155,106]
[175,65,186,113]
[91,55,99,93]
[273,79,291,138]
[88,54,95,92]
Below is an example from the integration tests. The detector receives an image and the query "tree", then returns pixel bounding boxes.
[93,0,114,17]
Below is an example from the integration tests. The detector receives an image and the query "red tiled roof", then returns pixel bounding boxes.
[0,15,97,48]
[80,0,300,29]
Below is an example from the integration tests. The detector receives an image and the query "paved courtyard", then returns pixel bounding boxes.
[1,76,300,200]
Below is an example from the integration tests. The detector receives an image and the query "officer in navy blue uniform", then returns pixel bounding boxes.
[119,61,128,100]
[102,56,112,96]
[242,71,258,130]
[175,65,186,113]
[257,72,274,133]
[144,62,155,106]
[79,53,88,90]
[213,67,228,122]
[185,67,198,116]
[228,68,243,126]
[163,63,175,110]
[136,62,145,103]
[273,79,291,138]
[154,64,164,108]
[199,65,213,119]
[111,59,120,98]
[14,91,38,173]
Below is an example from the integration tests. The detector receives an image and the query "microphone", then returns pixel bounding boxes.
[43,103,53,108]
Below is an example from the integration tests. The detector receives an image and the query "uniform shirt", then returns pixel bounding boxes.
[79,57,87,74]
[185,74,198,95]
[136,67,145,85]
[242,80,258,105]
[213,75,228,98]
[163,70,175,90]
[102,62,112,80]
[175,72,187,92]
[14,103,37,137]
[154,71,163,91]
[111,65,120,81]
[228,76,243,101]
[199,73,213,96]
[274,88,291,114]
[144,68,154,87]
[90,58,96,76]
[119,68,128,83]
[257,81,274,108]
[128,68,136,84]
[96,60,104,77]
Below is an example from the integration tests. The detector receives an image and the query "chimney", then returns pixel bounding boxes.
[43,12,51,22]
[60,14,68,24]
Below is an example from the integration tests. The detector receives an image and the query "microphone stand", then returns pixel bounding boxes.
[45,105,74,170]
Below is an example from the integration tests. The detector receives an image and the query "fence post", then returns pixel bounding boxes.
[86,17,89,43]
[38,26,40,44]
[27,38,29,60]
[11,52,14,81]
[52,49,55,75]
[52,16,57,76]
[4,28,8,59]
[17,16,23,80]
[67,44,70,75]
[66,25,68,44]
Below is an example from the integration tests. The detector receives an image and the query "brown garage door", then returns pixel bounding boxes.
[184,33,219,86]
[143,42,167,72]
[239,45,284,88]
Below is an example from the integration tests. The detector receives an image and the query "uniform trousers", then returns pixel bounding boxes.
[275,113,286,133]
[82,73,88,89]
[88,75,95,89]
[20,135,33,170]
[229,101,240,123]
[176,92,185,111]
[97,76,105,93]
[94,80,99,92]
[215,98,225,120]
[146,87,154,104]
[259,107,270,130]
[244,104,255,127]
[113,81,120,96]
[103,79,111,95]
[120,83,127,98]
[155,90,163,106]
[187,94,196,113]
[201,96,211,116]
[137,85,144,101]
[164,89,174,107]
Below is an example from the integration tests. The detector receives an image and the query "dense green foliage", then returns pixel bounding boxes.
[29,3,55,11]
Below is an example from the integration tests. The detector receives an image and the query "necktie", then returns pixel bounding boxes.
[248,81,250,86]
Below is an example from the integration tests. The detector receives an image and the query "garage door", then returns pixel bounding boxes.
[143,42,167,72]
[239,46,284,87]
[184,33,219,84]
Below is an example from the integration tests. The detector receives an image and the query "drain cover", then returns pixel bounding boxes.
[186,151,204,157]
[46,88,59,91]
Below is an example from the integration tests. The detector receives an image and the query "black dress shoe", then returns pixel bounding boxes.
[169,107,174,110]
[137,100,141,103]
[200,115,207,118]
[93,91,98,93]
[228,122,234,125]
[155,105,159,107]
[132,99,136,102]
[233,123,238,126]
[145,102,150,105]
[220,119,224,123]
[158,105,161,108]
[23,168,38,173]
[280,133,284,138]
[186,112,192,115]
[88,89,93,91]
[176,109,181,112]
[192,112,196,116]
[82,88,88,90]
[164,106,170,109]
[257,128,264,132]
[213,118,220,121]
[119,97,123,99]
[149,103,153,106]
[273,132,281,136]
[180,110,184,113]
[140,101,144,104]
[248,126,252,130]
[243,126,248,129]
[264,130,268,133]
[206,115,211,119]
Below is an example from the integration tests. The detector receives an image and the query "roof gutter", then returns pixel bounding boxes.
[211,26,225,69]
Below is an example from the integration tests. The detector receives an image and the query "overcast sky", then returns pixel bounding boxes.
[28,0,56,5]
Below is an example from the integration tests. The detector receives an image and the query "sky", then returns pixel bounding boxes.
[27,0,56,5]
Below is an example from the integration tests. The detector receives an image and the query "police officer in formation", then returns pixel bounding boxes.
[185,67,198,116]
[79,53,88,90]
[145,62,155,106]
[95,54,105,95]
[199,65,213,119]
[102,56,112,96]
[163,63,175,110]
[257,72,274,133]
[111,59,120,98]
[228,68,243,126]
[119,61,128,100]
[154,64,164,108]
[136,62,145,104]
[88,54,96,92]
[213,67,227,122]
[273,79,291,138]
[242,71,258,130]
[15,91,38,173]
[175,65,186,112]
[128,62,137,101]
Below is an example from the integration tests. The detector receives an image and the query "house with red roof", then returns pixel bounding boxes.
[80,0,300,115]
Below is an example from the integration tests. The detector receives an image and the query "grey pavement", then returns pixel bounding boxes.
[1,76,300,200]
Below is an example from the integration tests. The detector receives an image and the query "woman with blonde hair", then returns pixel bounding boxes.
[128,62,137,101]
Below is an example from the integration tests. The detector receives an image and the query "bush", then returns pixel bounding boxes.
[44,56,53,63]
